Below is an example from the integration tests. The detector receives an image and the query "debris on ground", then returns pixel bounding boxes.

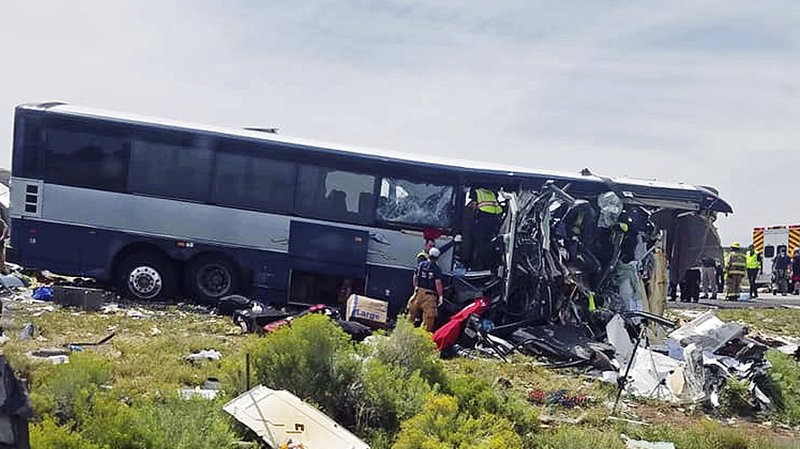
[527,389,595,408]
[17,322,34,340]
[621,434,676,449]
[186,349,222,363]
[224,385,370,449]
[28,348,70,365]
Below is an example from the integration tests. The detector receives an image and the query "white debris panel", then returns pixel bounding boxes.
[223,386,370,449]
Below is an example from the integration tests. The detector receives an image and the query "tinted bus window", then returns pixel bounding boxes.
[128,136,212,202]
[13,114,45,179]
[213,152,296,213]
[44,127,129,191]
[377,178,454,228]
[295,165,375,224]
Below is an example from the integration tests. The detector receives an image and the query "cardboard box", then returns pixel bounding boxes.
[345,294,388,328]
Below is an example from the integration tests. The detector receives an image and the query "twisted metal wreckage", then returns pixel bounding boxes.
[432,179,786,409]
[441,180,723,360]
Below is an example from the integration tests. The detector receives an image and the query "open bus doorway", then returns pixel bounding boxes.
[288,270,365,308]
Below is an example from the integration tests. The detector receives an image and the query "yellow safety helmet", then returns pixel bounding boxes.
[731,242,741,249]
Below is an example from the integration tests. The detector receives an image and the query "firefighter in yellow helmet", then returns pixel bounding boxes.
[726,242,747,301]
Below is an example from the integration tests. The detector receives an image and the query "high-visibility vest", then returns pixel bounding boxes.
[746,251,760,269]
[727,252,747,276]
[475,189,502,215]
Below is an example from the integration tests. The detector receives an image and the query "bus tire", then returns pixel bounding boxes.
[185,255,240,305]
[116,253,176,301]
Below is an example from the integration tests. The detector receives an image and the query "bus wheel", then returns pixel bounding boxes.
[117,253,175,301]
[186,256,240,305]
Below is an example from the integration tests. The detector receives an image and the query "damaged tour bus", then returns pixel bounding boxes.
[8,102,732,323]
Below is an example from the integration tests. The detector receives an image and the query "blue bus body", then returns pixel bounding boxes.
[8,102,732,312]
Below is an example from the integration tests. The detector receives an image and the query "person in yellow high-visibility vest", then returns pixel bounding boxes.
[468,188,503,270]
[745,244,762,299]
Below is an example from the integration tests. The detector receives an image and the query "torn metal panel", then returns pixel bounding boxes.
[667,311,746,360]
[223,386,369,449]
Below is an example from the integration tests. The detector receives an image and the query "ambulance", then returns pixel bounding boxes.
[752,225,800,286]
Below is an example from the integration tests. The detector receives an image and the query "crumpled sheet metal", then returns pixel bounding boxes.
[666,311,746,360]
[606,316,705,403]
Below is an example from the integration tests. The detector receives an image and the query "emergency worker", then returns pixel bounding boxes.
[469,188,502,270]
[407,247,443,332]
[0,217,7,275]
[725,242,747,301]
[791,249,800,295]
[416,238,436,263]
[773,247,791,296]
[745,245,762,299]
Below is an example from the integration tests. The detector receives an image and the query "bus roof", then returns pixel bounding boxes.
[18,102,733,213]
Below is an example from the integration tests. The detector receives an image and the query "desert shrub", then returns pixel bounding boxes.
[446,374,538,435]
[631,420,754,449]
[356,358,432,433]
[79,394,238,449]
[766,350,800,426]
[371,319,447,386]
[251,314,360,415]
[530,426,626,449]
[392,394,522,449]
[29,352,112,423]
[30,416,106,449]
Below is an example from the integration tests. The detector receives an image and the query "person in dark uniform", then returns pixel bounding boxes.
[0,217,7,275]
[407,247,443,332]
[773,248,791,296]
[468,188,502,270]
[791,249,800,295]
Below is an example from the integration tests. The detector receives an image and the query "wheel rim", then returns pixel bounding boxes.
[197,263,231,298]
[128,266,163,299]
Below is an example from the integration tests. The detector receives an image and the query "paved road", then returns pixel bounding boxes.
[668,293,800,309]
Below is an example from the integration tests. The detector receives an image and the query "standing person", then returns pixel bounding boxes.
[715,259,725,293]
[468,188,502,270]
[773,247,791,296]
[791,249,800,295]
[416,238,436,264]
[725,243,747,301]
[407,247,443,332]
[0,217,7,275]
[700,256,717,300]
[745,245,762,299]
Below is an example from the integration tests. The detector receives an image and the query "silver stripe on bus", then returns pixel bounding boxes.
[11,179,451,271]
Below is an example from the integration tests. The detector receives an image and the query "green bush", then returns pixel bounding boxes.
[30,416,107,449]
[392,394,522,449]
[446,374,538,434]
[79,394,238,449]
[356,358,432,433]
[766,350,800,426]
[29,352,113,423]
[252,314,360,417]
[530,426,625,449]
[371,318,446,386]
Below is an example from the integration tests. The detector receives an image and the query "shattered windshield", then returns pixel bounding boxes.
[377,178,454,228]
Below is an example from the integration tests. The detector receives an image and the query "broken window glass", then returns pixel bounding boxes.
[377,178,454,228]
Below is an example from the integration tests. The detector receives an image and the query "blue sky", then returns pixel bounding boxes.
[2,0,799,244]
